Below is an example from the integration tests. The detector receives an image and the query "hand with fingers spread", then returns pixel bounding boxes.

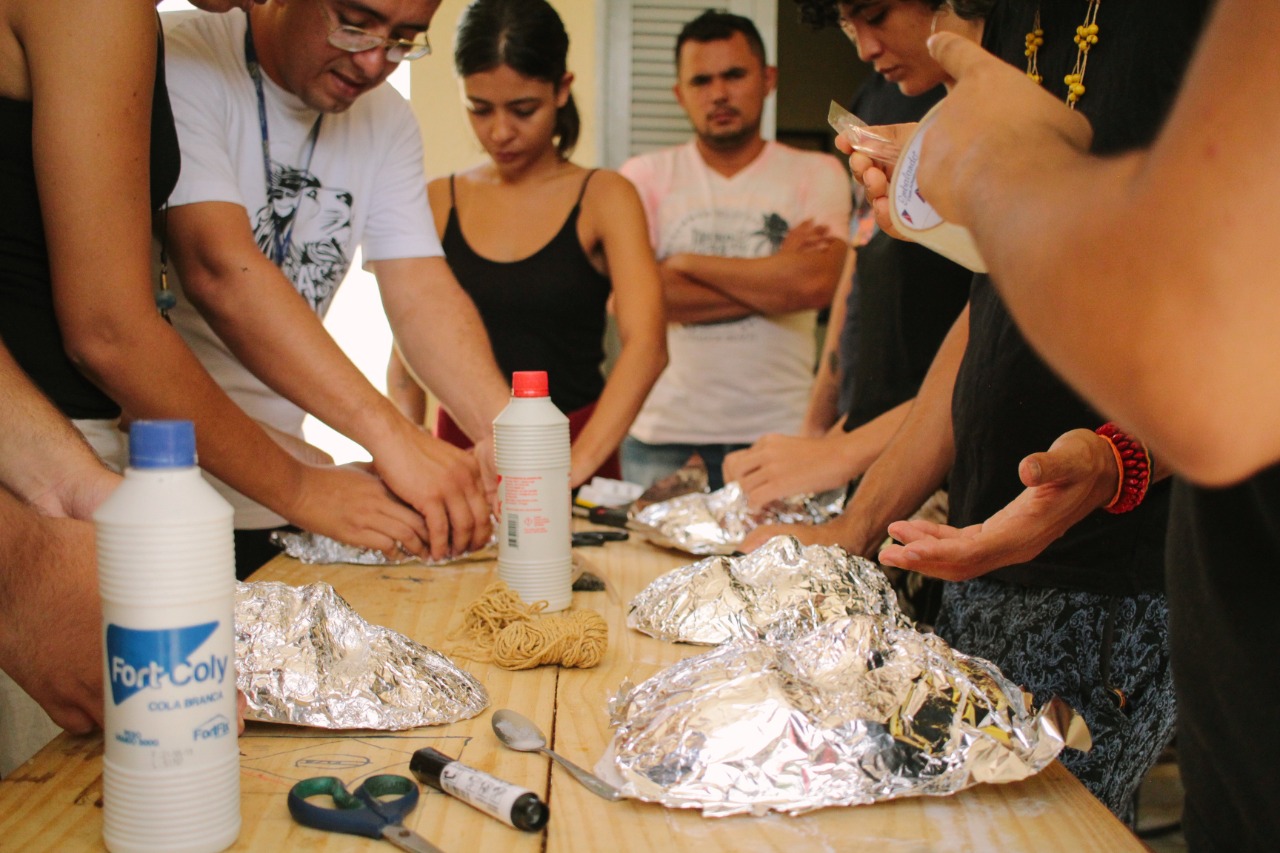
[878,429,1118,580]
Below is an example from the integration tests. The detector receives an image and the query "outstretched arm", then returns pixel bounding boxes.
[725,399,912,510]
[743,304,968,555]
[564,172,668,486]
[800,246,857,437]
[25,1,428,558]
[878,428,1158,578]
[916,2,1280,485]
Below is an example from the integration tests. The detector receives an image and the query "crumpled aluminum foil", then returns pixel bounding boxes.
[597,615,1089,816]
[235,580,488,730]
[628,536,908,645]
[629,482,846,555]
[271,529,497,566]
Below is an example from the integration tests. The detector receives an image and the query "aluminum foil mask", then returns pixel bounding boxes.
[235,581,488,730]
[270,530,497,566]
[629,483,846,556]
[598,616,1088,816]
[627,536,908,644]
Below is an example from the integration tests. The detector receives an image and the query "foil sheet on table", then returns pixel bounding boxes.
[598,616,1089,816]
[629,482,846,556]
[235,581,488,730]
[628,536,908,645]
[271,529,497,566]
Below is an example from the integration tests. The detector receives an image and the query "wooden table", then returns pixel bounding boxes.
[0,531,1148,852]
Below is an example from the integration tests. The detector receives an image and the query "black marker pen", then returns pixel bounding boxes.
[410,747,549,832]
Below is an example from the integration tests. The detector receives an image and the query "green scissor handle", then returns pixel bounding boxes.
[288,774,419,839]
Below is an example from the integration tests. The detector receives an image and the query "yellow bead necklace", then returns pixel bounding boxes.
[1025,0,1101,109]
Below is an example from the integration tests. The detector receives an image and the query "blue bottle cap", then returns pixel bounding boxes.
[129,420,197,469]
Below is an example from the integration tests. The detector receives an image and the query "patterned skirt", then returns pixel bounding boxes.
[934,577,1175,825]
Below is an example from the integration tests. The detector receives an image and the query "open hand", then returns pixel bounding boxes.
[878,428,1117,579]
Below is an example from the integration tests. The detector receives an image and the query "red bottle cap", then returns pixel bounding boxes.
[512,371,549,398]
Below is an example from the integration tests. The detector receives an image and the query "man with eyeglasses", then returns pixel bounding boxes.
[158,0,510,577]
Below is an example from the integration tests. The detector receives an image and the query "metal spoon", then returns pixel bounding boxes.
[491,709,622,801]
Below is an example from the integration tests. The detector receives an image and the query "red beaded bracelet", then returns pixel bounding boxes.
[1095,423,1152,514]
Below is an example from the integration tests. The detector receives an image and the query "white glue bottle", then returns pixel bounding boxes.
[494,371,573,612]
[95,420,240,853]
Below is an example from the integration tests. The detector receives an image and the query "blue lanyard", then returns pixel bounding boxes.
[243,23,322,267]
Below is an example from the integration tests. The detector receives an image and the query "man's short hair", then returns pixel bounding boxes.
[675,9,768,67]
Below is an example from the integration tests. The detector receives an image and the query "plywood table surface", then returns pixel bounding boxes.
[0,530,1149,852]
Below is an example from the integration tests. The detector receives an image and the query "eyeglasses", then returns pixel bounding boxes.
[319,1,432,62]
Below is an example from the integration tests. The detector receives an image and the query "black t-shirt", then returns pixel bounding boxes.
[949,0,1209,595]
[841,229,972,430]
[838,78,971,431]
[1167,470,1280,851]
[0,29,180,419]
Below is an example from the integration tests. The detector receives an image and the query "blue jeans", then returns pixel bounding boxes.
[620,436,749,491]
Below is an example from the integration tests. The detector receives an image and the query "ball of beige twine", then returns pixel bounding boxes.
[452,581,607,670]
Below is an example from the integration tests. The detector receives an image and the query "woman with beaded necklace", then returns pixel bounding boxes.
[388,0,666,488]
[754,0,1210,824]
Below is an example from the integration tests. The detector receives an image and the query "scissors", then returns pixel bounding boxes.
[288,774,445,852]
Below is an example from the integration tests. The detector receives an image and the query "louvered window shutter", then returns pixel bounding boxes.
[601,0,778,167]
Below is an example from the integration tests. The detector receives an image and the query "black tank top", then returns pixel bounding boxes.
[0,26,180,419]
[442,170,612,414]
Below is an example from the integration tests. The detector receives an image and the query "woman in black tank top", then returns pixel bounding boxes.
[388,0,666,487]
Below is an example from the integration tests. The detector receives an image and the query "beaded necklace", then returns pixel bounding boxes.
[1024,0,1101,109]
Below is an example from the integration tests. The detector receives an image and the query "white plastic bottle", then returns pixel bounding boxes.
[494,371,573,612]
[94,420,240,853]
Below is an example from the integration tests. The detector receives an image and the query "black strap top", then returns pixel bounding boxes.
[442,170,612,414]
[0,25,180,419]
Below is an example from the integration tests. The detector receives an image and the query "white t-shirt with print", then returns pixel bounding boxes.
[163,11,440,527]
[621,140,852,445]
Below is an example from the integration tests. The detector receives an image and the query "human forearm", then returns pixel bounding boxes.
[923,6,1280,484]
[0,487,102,733]
[803,253,855,436]
[830,400,913,482]
[821,310,967,557]
[568,337,668,487]
[660,263,755,324]
[63,305,314,510]
[170,210,406,456]
[0,341,117,516]
[376,257,508,442]
[667,240,845,316]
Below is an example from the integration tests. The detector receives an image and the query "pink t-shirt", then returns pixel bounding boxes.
[621,141,851,444]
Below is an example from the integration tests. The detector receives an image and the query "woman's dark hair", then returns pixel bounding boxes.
[793,0,994,30]
[454,0,580,159]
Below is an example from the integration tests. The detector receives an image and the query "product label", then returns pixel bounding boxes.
[104,614,236,770]
[107,623,227,706]
[893,129,944,232]
[497,472,570,558]
[440,763,528,827]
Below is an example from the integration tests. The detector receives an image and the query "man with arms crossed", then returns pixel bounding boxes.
[619,10,851,491]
